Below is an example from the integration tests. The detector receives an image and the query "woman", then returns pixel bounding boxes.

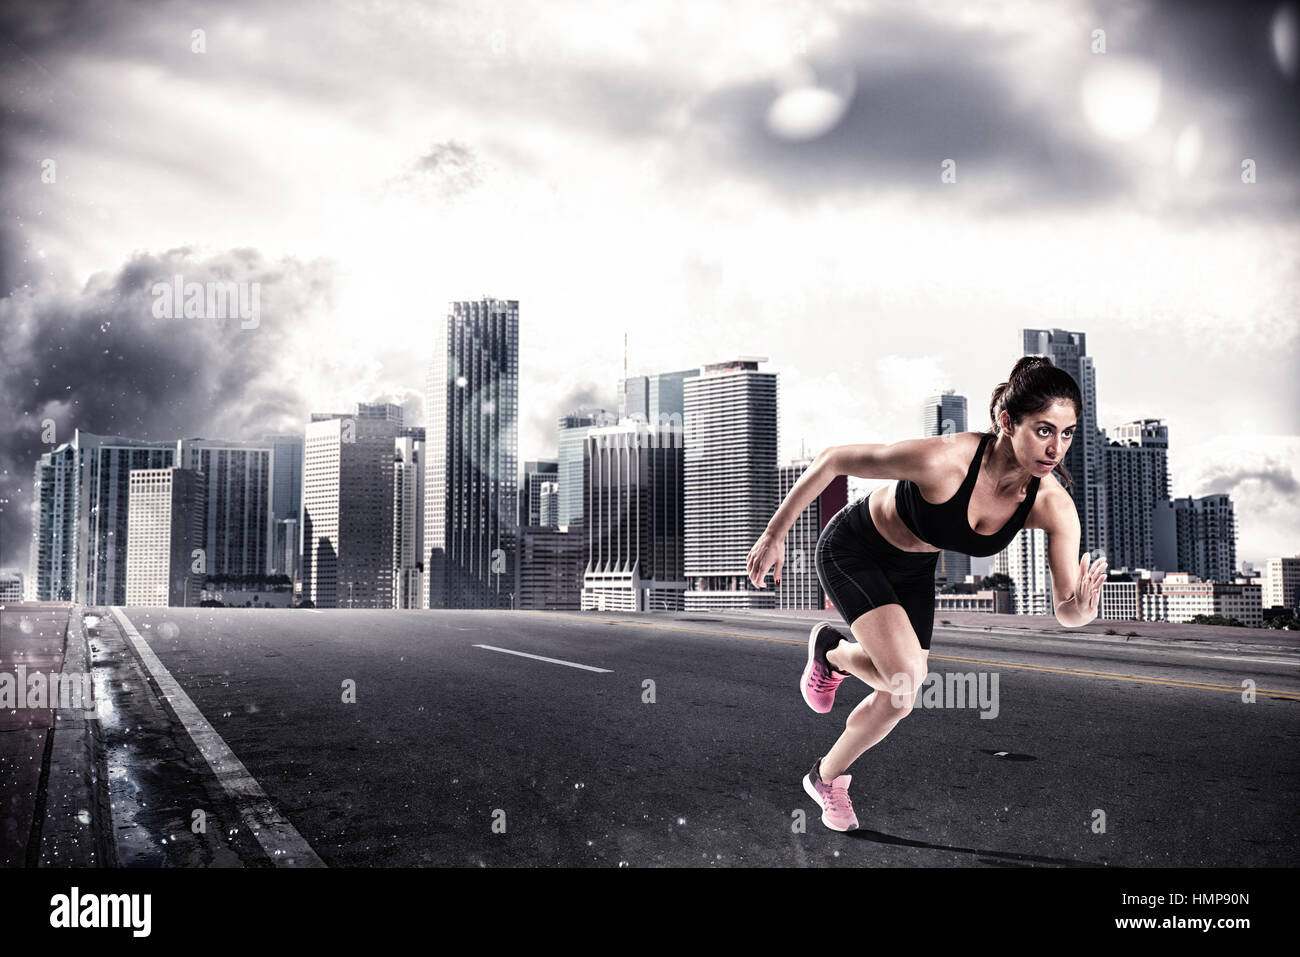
[745,355,1108,832]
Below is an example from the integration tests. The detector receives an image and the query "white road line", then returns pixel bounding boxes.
[473,644,612,673]
[1198,654,1298,666]
[108,607,325,868]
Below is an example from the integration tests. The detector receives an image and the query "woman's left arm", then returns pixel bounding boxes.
[1042,494,1108,627]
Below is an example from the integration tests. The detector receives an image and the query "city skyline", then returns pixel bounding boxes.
[2,0,1298,571]
[2,330,1288,577]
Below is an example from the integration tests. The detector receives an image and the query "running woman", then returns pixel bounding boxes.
[745,356,1108,832]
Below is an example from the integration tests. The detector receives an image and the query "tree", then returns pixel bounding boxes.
[980,573,1013,590]
[1189,613,1243,627]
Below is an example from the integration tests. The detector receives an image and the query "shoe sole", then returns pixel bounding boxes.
[800,620,836,714]
[802,773,857,832]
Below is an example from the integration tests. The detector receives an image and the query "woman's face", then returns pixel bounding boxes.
[1007,400,1076,475]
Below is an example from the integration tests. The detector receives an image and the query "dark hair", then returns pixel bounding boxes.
[986,355,1083,491]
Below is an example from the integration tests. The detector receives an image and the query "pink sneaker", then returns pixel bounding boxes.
[803,759,859,832]
[800,620,850,713]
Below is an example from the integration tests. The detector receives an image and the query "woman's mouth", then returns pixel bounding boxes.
[1037,460,1054,469]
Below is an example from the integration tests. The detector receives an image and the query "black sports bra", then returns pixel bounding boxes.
[893,432,1039,558]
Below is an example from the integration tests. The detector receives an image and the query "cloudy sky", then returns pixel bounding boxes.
[1,0,1297,575]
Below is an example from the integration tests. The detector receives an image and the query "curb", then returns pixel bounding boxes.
[35,605,116,867]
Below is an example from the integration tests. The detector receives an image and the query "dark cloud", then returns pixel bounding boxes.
[676,10,1121,210]
[1133,0,1300,150]
[1196,464,1300,498]
[674,2,1300,214]
[0,247,335,568]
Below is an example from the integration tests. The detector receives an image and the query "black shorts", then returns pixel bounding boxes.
[814,496,941,650]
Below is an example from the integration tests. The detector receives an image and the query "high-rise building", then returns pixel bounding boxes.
[357,402,405,424]
[70,432,176,605]
[683,357,778,611]
[618,369,699,427]
[0,570,24,603]
[996,330,1107,613]
[539,481,559,527]
[581,418,685,612]
[922,389,967,439]
[521,459,559,527]
[393,434,424,609]
[993,526,1053,616]
[423,298,519,609]
[302,415,397,608]
[921,390,972,587]
[1171,493,1237,583]
[557,410,612,526]
[1264,555,1300,612]
[29,442,79,602]
[1103,419,1171,573]
[775,460,846,611]
[518,526,586,611]
[264,433,304,579]
[125,467,206,607]
[1021,329,1107,558]
[174,438,274,582]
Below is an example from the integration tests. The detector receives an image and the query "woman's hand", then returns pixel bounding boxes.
[1073,551,1107,620]
[746,532,785,589]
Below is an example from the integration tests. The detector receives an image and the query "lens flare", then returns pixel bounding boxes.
[1080,55,1162,141]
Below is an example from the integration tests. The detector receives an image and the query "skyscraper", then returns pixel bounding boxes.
[538,481,558,527]
[302,415,397,608]
[1172,493,1237,583]
[264,433,304,579]
[921,390,971,587]
[581,418,685,612]
[29,442,78,602]
[683,357,778,611]
[618,368,699,427]
[357,402,405,424]
[521,459,558,527]
[1022,329,1107,559]
[1103,419,1170,573]
[174,438,274,581]
[993,526,1053,616]
[1001,330,1107,613]
[557,410,611,527]
[518,526,586,611]
[922,389,967,440]
[125,467,206,607]
[423,298,519,609]
[67,432,176,605]
[393,434,424,609]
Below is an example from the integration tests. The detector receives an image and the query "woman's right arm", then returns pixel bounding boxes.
[827,437,939,483]
[748,438,940,588]
[764,438,938,540]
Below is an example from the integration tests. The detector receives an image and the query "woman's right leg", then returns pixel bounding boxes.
[818,604,928,781]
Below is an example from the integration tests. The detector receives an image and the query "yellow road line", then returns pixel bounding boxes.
[511,610,1300,700]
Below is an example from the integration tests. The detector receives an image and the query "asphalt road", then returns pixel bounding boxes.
[85,606,1300,868]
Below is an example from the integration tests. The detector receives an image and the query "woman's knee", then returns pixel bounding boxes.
[849,606,927,704]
